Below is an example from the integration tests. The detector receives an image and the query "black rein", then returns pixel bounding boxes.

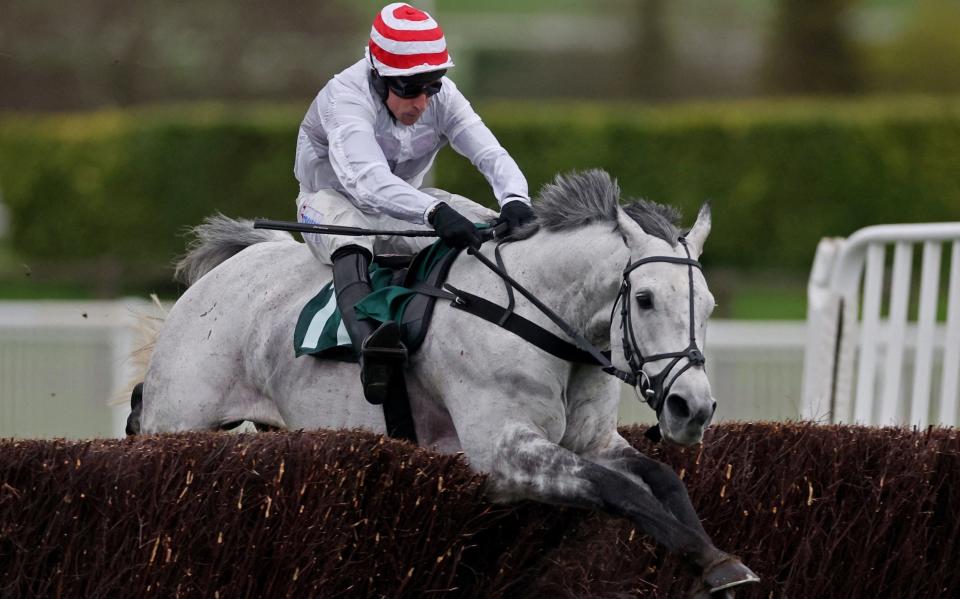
[460,237,707,418]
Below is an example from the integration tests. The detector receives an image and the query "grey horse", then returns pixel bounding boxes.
[133,170,759,597]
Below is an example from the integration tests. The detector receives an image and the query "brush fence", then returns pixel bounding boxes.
[1,423,958,598]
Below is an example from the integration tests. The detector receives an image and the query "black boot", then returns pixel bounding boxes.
[331,246,407,405]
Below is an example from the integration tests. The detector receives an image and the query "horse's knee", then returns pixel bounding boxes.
[484,426,598,505]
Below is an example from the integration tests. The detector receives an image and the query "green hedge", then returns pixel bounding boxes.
[0,104,301,266]
[440,97,960,270]
[2,97,959,277]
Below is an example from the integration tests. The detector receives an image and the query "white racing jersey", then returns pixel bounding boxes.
[295,59,530,224]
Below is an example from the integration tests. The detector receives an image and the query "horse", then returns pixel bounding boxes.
[132,169,758,597]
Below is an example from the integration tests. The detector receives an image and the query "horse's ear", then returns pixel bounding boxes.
[616,208,650,249]
[684,202,711,259]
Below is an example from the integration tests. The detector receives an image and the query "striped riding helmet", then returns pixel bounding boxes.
[366,2,455,77]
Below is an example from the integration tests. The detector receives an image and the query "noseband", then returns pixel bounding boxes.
[607,237,705,415]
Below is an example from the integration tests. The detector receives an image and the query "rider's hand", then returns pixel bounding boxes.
[497,199,536,235]
[428,202,482,249]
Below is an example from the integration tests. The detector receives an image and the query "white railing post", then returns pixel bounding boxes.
[804,222,960,426]
[852,243,884,424]
[0,299,151,439]
[801,238,844,422]
[940,242,960,426]
[910,241,942,426]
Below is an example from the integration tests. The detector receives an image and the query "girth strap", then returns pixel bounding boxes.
[443,284,607,365]
[407,282,459,301]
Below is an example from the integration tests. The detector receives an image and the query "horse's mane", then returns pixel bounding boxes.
[531,169,681,245]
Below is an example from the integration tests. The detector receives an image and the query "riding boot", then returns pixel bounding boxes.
[331,246,407,405]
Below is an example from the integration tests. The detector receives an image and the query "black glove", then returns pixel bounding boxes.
[428,202,482,249]
[497,200,536,235]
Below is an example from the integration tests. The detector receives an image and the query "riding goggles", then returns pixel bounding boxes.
[386,77,443,99]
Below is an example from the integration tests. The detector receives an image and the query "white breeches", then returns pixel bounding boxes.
[295,188,497,264]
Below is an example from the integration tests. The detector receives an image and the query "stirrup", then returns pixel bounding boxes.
[360,322,407,405]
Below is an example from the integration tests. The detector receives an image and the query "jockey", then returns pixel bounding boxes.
[294,2,535,404]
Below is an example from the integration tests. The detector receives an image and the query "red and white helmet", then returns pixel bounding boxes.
[366,3,455,77]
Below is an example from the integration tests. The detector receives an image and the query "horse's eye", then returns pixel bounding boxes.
[635,290,654,309]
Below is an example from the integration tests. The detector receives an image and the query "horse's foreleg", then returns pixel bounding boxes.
[594,442,760,594]
[488,424,724,571]
[597,443,710,540]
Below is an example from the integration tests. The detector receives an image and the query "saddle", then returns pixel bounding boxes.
[294,241,463,361]
[293,242,463,445]
[384,242,464,354]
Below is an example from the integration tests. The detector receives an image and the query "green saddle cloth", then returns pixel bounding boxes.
[293,240,454,360]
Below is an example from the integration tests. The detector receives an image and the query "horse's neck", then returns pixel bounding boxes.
[507,224,629,344]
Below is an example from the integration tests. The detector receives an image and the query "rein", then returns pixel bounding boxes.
[460,237,706,418]
[254,218,708,422]
[463,246,632,383]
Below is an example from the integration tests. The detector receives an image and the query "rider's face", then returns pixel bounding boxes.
[386,89,430,126]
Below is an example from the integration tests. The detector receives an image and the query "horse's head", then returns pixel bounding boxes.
[613,203,716,446]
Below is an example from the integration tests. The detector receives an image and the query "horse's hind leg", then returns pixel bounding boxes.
[125,382,143,436]
[138,353,274,433]
[140,379,284,433]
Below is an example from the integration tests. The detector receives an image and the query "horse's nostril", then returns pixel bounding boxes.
[666,394,690,419]
[711,400,717,415]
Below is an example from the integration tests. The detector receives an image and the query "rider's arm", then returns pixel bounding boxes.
[321,95,442,224]
[437,80,531,208]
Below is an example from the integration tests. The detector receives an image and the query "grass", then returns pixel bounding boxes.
[708,269,808,320]
[0,241,187,299]
[0,279,97,300]
[0,272,808,319]
[0,282,806,318]
[726,283,807,320]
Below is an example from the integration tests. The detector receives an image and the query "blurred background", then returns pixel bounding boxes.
[6,0,960,109]
[2,0,959,437]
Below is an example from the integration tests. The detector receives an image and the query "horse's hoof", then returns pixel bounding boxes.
[702,554,760,593]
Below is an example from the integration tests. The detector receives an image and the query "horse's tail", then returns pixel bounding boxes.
[108,293,166,412]
[174,213,294,286]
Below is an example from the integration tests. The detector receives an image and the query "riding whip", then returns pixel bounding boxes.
[254,219,509,241]
[253,219,439,237]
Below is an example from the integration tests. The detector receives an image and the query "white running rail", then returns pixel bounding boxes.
[2,298,808,439]
[802,223,960,426]
[0,299,151,439]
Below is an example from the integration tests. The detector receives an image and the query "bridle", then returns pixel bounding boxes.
[357,224,709,425]
[453,234,708,422]
[606,237,706,415]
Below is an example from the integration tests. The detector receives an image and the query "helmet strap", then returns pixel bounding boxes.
[369,68,390,103]
[368,69,398,123]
